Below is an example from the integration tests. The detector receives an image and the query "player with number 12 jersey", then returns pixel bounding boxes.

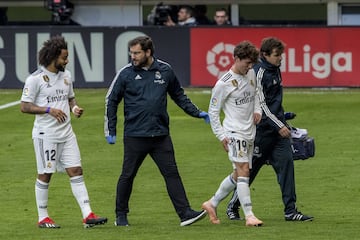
[21,66,74,142]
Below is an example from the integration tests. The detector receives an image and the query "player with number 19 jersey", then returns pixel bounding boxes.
[208,68,261,142]
[21,66,75,142]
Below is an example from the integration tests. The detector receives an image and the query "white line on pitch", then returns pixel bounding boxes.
[0,100,21,110]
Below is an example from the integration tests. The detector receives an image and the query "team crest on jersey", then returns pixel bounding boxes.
[64,78,69,86]
[155,71,161,79]
[47,162,52,168]
[43,75,52,87]
[231,79,238,87]
[154,71,165,84]
[43,75,49,82]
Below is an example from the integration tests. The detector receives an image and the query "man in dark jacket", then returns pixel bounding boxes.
[226,37,313,222]
[104,36,209,227]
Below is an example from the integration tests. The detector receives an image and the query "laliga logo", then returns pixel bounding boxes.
[281,45,352,79]
[206,42,235,78]
[206,42,352,80]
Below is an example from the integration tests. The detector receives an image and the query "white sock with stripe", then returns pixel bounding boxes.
[70,175,92,219]
[35,179,49,222]
[211,174,236,207]
[237,176,254,218]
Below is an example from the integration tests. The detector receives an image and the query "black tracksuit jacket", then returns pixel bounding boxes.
[254,57,287,133]
[105,58,202,137]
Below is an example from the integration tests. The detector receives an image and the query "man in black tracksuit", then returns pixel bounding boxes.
[104,36,209,227]
[226,37,313,222]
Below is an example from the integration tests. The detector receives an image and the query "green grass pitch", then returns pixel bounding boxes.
[0,88,359,240]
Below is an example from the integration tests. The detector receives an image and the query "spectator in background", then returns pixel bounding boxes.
[213,7,232,26]
[165,5,197,26]
[195,5,211,25]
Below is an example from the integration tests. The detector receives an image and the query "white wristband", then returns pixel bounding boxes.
[72,105,79,113]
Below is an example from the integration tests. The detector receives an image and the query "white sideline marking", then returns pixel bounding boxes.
[0,100,21,110]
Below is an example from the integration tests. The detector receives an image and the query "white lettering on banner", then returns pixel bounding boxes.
[205,42,352,80]
[16,33,50,83]
[13,32,105,83]
[15,33,29,83]
[15,33,30,82]
[0,37,5,82]
[10,31,148,84]
[62,33,104,82]
[281,44,352,79]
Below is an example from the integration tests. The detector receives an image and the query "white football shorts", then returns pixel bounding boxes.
[227,133,254,169]
[33,135,81,174]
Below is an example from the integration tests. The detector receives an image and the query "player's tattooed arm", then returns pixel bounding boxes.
[68,97,77,110]
[20,101,49,114]
[21,101,68,123]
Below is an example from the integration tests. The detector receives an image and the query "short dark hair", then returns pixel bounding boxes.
[233,40,259,63]
[128,36,154,56]
[215,7,228,15]
[260,37,285,56]
[38,35,67,67]
[180,5,194,17]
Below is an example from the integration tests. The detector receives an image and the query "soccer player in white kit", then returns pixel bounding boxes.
[20,35,107,229]
[202,41,263,227]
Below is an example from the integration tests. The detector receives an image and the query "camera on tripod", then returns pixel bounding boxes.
[153,2,174,25]
[45,0,73,24]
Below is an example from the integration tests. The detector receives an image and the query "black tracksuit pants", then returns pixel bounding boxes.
[115,135,190,218]
[227,128,297,215]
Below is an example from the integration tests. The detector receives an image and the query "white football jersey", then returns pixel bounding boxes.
[208,68,261,142]
[21,66,75,142]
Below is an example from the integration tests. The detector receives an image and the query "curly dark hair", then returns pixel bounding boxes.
[233,40,259,63]
[38,35,67,67]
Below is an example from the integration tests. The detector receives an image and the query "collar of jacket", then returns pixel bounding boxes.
[133,57,160,71]
[259,57,279,71]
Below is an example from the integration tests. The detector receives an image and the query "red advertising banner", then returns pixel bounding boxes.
[190,27,358,87]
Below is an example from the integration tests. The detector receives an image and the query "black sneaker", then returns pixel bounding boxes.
[180,209,207,226]
[226,208,242,220]
[285,211,314,221]
[115,214,129,226]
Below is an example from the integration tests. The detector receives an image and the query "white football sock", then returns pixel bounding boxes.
[212,174,236,207]
[237,176,254,218]
[35,179,49,222]
[70,175,92,219]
